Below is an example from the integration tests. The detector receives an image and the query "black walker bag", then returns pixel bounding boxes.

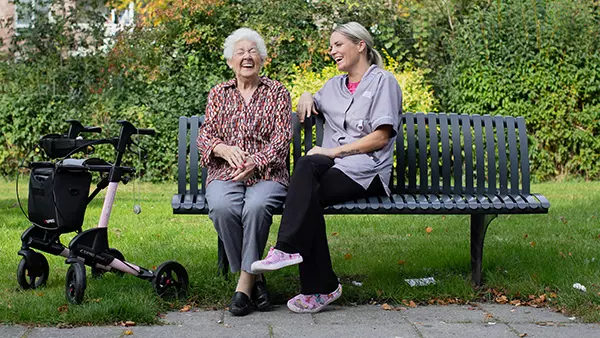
[28,165,91,233]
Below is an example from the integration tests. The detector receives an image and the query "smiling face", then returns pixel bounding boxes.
[329,31,365,73]
[227,40,262,80]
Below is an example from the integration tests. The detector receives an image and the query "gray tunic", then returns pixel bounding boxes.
[313,65,402,196]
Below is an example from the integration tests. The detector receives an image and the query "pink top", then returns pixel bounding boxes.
[347,80,360,94]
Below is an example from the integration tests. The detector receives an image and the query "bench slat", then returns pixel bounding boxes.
[523,194,540,209]
[177,117,187,195]
[391,195,405,210]
[416,194,429,210]
[396,117,405,194]
[439,114,451,194]
[533,193,551,209]
[439,194,454,210]
[450,114,462,193]
[461,114,474,194]
[405,195,417,210]
[292,114,302,167]
[416,113,428,194]
[476,194,491,210]
[506,116,520,194]
[303,115,314,153]
[517,117,530,194]
[428,194,442,210]
[465,194,479,210]
[473,115,486,194]
[499,194,515,210]
[406,113,417,193]
[190,116,200,195]
[484,115,497,193]
[380,196,393,209]
[427,113,440,194]
[495,116,508,195]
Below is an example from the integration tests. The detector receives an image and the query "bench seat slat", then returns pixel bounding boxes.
[490,195,504,210]
[171,194,183,210]
[523,194,540,209]
[405,195,417,210]
[417,195,429,210]
[476,195,491,210]
[183,194,194,210]
[439,194,455,210]
[367,196,381,210]
[499,195,515,210]
[513,195,528,210]
[453,194,467,210]
[533,193,551,209]
[427,194,442,210]
[380,196,393,209]
[391,194,405,210]
[465,194,479,210]
[193,195,206,211]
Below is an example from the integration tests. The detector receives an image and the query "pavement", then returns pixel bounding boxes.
[2,303,599,337]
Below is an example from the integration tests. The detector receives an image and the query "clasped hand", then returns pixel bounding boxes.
[213,144,256,182]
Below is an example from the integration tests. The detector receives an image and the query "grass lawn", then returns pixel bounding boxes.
[0,179,599,325]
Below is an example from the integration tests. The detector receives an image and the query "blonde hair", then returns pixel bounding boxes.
[333,22,383,68]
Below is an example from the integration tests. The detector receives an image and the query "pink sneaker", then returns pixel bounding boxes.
[250,247,303,273]
[287,284,342,313]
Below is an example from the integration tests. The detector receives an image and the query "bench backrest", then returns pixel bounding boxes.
[177,112,532,197]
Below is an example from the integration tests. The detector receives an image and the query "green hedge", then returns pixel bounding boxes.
[1,0,598,181]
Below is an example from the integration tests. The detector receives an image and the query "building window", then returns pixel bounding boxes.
[15,0,50,29]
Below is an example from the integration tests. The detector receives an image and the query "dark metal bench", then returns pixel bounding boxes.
[172,112,550,286]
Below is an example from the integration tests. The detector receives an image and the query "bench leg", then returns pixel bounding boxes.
[470,214,497,287]
[217,237,229,279]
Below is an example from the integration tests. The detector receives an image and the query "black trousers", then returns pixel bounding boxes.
[275,155,386,295]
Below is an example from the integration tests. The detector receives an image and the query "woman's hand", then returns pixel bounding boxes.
[213,144,249,169]
[307,146,337,158]
[232,156,257,182]
[296,91,318,123]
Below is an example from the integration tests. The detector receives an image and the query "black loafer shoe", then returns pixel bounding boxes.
[229,291,253,316]
[252,279,272,311]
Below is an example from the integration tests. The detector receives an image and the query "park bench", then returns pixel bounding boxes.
[172,112,550,286]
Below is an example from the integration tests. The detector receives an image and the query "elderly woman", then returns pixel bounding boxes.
[197,28,292,316]
[251,22,402,314]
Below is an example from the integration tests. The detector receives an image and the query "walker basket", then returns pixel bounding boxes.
[28,165,91,233]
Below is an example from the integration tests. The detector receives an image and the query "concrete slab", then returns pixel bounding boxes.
[162,308,224,326]
[415,322,516,338]
[312,304,407,325]
[0,325,28,338]
[403,304,488,324]
[510,323,600,338]
[224,305,315,327]
[274,324,420,338]
[478,303,573,324]
[129,323,270,338]
[26,326,122,338]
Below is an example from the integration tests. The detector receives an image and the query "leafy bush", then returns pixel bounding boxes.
[438,0,600,180]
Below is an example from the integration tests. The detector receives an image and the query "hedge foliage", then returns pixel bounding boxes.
[1,0,598,181]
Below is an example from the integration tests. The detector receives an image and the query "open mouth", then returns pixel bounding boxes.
[241,62,254,69]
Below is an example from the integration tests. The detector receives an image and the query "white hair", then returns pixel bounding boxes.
[223,28,268,61]
[333,22,383,68]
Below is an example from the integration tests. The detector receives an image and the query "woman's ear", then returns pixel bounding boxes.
[358,40,366,53]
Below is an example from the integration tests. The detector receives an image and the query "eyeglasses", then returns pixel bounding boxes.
[234,48,260,57]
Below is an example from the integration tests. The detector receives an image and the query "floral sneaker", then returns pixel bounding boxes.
[287,284,342,314]
[250,247,303,273]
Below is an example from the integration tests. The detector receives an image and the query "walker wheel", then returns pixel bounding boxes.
[17,252,49,290]
[153,261,189,300]
[65,262,87,304]
[91,248,125,278]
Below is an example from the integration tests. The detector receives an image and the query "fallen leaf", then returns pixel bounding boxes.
[559,252,566,258]
[397,260,405,265]
[495,295,508,304]
[376,289,383,297]
[36,292,44,297]
[406,233,411,237]
[123,329,133,335]
[382,303,393,310]
[441,216,446,221]
[509,300,521,305]
[180,305,192,312]
[343,253,353,260]
[519,334,528,337]
[529,241,536,247]
[523,234,529,238]
[559,216,568,224]
[425,226,433,233]
[125,321,136,326]
[331,232,339,236]
[57,304,68,313]
[408,300,417,308]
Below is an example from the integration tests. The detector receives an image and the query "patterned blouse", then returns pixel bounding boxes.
[197,76,292,187]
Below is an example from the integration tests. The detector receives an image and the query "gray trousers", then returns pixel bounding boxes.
[205,180,287,273]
